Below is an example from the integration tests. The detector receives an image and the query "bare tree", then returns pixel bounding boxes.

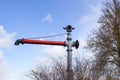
[51,57,66,80]
[87,0,120,79]
[73,57,91,80]
[27,57,66,80]
[28,65,52,80]
[28,56,92,80]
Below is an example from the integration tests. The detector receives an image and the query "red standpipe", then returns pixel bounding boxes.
[15,38,66,46]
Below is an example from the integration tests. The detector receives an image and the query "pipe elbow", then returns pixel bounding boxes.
[14,39,23,45]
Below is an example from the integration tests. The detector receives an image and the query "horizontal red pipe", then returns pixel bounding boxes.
[21,38,66,46]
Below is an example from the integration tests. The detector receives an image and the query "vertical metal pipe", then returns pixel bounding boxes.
[67,32,73,80]
[64,25,74,80]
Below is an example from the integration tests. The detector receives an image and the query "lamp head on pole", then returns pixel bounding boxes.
[63,25,75,32]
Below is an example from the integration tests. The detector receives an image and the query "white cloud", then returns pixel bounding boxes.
[34,45,66,66]
[90,4,101,14]
[34,55,52,66]
[0,25,28,80]
[77,15,91,25]
[79,39,87,47]
[75,2,103,60]
[8,70,29,80]
[76,2,102,39]
[0,25,16,48]
[42,46,66,57]
[0,25,17,80]
[0,50,9,80]
[77,4,101,25]
[41,13,52,23]
[77,3,101,26]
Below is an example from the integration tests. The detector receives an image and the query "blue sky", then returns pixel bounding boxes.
[0,0,104,80]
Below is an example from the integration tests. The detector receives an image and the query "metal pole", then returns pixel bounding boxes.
[64,25,74,80]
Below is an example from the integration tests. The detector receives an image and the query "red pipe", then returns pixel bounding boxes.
[15,38,66,46]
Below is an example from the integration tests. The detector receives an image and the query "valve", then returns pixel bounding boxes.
[72,40,79,49]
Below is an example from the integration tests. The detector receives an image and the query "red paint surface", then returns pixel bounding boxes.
[21,38,66,46]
